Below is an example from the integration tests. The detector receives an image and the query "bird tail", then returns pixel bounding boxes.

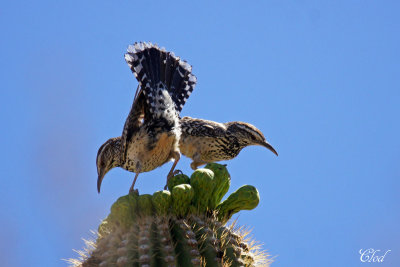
[125,42,197,114]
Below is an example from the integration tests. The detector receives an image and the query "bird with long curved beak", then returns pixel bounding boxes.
[179,117,278,170]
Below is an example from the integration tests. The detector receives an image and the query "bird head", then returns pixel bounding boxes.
[228,122,278,156]
[96,137,121,193]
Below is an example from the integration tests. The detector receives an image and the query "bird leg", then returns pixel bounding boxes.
[165,151,181,189]
[129,172,140,194]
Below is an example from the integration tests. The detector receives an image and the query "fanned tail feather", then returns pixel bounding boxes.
[125,42,196,114]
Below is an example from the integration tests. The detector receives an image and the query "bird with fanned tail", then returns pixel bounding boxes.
[96,42,196,193]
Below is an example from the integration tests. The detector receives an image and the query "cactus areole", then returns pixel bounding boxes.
[71,164,270,267]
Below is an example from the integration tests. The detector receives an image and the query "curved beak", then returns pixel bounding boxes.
[97,171,105,193]
[261,141,278,156]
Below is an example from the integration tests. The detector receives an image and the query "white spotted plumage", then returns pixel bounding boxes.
[97,42,197,193]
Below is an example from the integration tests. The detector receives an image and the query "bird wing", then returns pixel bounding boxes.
[120,85,149,163]
[180,117,227,137]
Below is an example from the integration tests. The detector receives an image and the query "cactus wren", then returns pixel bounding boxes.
[96,42,196,193]
[179,117,278,170]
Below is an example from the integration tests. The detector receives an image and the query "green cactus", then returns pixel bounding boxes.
[152,190,172,216]
[69,164,270,267]
[167,173,190,191]
[190,168,216,213]
[107,194,137,229]
[171,184,195,217]
[137,194,154,216]
[204,163,231,209]
[217,185,260,223]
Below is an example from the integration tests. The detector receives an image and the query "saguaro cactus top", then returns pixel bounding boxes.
[70,163,271,267]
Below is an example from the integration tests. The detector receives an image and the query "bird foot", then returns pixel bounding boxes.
[167,169,183,179]
[129,188,139,195]
[164,169,183,190]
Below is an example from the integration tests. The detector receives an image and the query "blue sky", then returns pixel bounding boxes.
[1,1,399,266]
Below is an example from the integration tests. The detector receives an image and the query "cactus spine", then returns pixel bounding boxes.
[70,164,271,267]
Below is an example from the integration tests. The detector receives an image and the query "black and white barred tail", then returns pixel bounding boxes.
[124,42,197,115]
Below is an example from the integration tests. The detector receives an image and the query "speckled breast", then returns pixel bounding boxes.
[123,132,177,173]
